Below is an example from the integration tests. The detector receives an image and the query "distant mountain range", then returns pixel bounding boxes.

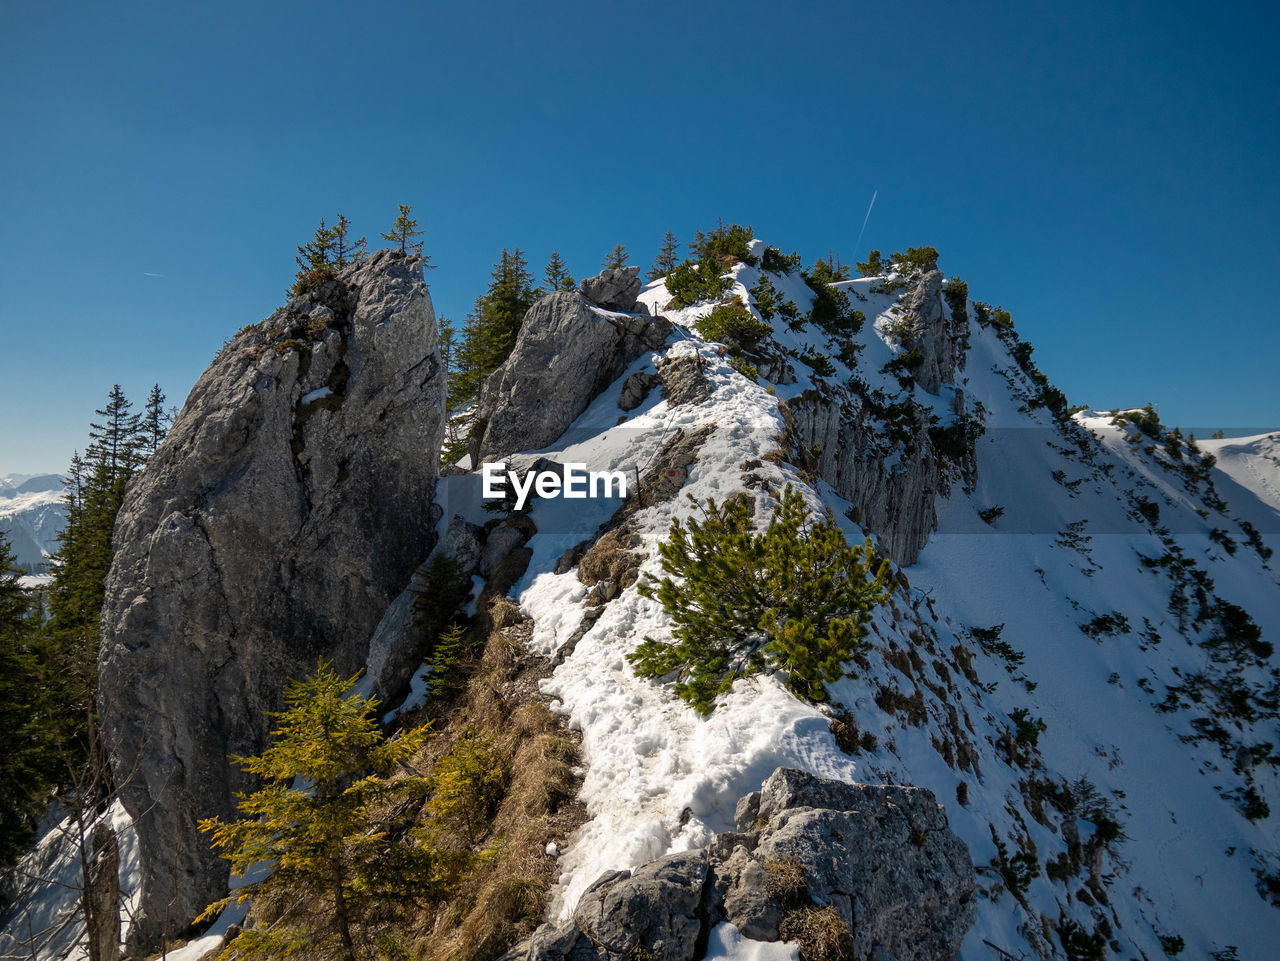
[0,473,66,571]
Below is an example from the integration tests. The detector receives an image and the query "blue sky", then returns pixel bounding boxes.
[2,0,1276,473]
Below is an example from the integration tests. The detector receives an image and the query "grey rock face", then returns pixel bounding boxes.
[658,354,712,407]
[501,768,975,961]
[579,265,642,312]
[97,250,446,948]
[618,371,659,411]
[477,291,669,459]
[783,269,974,565]
[784,393,944,566]
[899,268,959,395]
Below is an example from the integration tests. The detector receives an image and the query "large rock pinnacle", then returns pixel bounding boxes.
[98,249,446,948]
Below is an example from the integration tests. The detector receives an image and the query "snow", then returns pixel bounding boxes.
[9,248,1277,960]
[0,802,141,961]
[703,923,800,960]
[299,385,332,404]
[1200,430,1280,522]
[488,254,1280,958]
[157,903,249,961]
[0,477,66,568]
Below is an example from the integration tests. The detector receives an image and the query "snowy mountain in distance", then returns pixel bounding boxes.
[0,474,66,570]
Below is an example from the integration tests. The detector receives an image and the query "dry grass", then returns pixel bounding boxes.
[228,594,586,961]
[402,598,587,961]
[762,857,809,907]
[778,905,854,961]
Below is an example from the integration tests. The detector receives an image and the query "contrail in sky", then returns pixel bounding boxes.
[852,189,878,260]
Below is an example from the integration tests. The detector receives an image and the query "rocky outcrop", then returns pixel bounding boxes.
[784,267,976,565]
[579,265,642,312]
[783,394,947,565]
[898,267,959,395]
[477,289,669,459]
[97,250,446,949]
[657,354,712,407]
[502,768,976,961]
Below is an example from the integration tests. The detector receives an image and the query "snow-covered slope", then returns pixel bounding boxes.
[474,245,1278,960]
[0,474,66,570]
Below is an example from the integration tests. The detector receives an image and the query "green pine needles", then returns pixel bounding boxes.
[629,486,892,714]
[198,661,462,961]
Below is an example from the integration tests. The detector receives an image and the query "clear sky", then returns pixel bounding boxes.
[2,0,1276,474]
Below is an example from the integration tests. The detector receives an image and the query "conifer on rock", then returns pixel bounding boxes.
[381,203,426,256]
[448,249,536,408]
[542,250,575,292]
[291,218,339,295]
[630,486,891,713]
[601,244,629,270]
[332,213,367,265]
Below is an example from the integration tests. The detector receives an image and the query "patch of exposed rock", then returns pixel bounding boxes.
[898,266,961,395]
[658,354,713,407]
[784,268,977,565]
[97,250,446,949]
[501,768,976,961]
[618,371,658,411]
[477,279,670,460]
[580,265,642,312]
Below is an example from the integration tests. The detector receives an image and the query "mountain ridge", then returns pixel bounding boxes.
[4,238,1276,961]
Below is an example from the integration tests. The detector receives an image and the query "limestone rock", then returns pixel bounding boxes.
[480,522,528,577]
[658,354,712,407]
[572,851,708,960]
[477,291,669,459]
[579,265,642,312]
[781,267,975,565]
[899,268,960,395]
[435,514,486,576]
[97,250,446,949]
[501,768,975,961]
[618,371,659,411]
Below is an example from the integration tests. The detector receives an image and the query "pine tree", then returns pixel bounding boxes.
[87,385,141,485]
[141,383,170,457]
[750,273,780,321]
[426,622,474,703]
[446,309,485,412]
[602,244,629,270]
[647,230,679,280]
[0,532,57,867]
[44,387,156,792]
[449,249,537,408]
[437,315,456,383]
[291,219,338,295]
[198,661,455,961]
[295,218,337,272]
[629,487,891,713]
[332,213,367,266]
[381,203,426,256]
[542,251,575,293]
